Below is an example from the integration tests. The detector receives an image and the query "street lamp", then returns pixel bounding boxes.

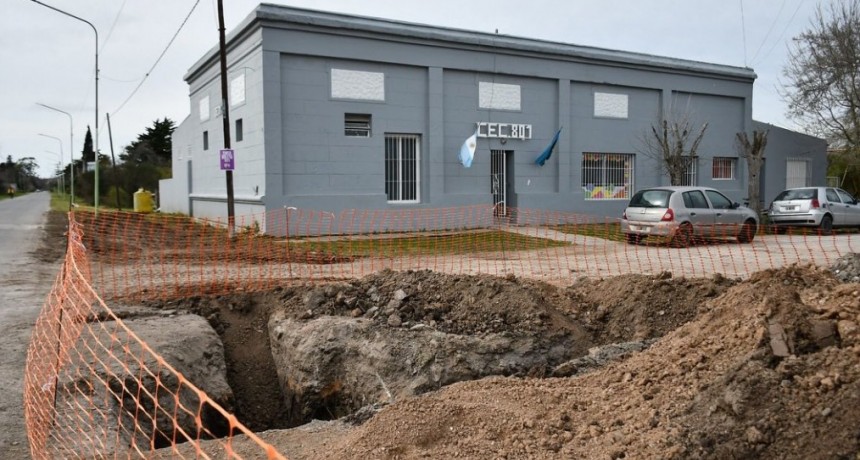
[43,150,65,195]
[32,0,98,213]
[38,133,64,195]
[36,102,74,207]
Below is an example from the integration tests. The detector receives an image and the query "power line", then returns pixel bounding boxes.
[99,0,128,54]
[751,0,806,67]
[109,0,201,117]
[749,0,788,65]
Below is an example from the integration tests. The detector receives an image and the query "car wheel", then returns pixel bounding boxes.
[737,220,757,243]
[819,215,833,235]
[671,223,693,248]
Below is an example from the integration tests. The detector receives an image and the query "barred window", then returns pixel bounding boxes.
[712,157,736,180]
[581,153,634,200]
[679,156,697,186]
[385,134,420,203]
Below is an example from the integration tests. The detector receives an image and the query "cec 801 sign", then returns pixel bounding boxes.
[220,149,235,170]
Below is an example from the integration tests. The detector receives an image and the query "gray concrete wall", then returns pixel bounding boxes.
[255,22,755,220]
[166,5,833,235]
[184,27,266,221]
[753,121,828,205]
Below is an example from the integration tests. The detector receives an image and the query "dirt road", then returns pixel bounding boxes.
[0,192,60,459]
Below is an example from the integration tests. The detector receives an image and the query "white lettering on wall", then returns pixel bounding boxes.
[476,122,532,140]
[331,69,385,101]
[594,92,629,119]
[479,82,521,111]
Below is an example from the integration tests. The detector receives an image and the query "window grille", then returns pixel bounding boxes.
[679,156,697,186]
[345,113,372,137]
[385,134,420,203]
[712,157,736,180]
[786,159,809,188]
[581,153,634,200]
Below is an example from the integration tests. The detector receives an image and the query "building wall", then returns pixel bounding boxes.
[253,21,755,220]
[171,27,268,223]
[168,5,832,234]
[753,121,828,206]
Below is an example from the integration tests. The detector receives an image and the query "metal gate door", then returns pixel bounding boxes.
[491,150,506,216]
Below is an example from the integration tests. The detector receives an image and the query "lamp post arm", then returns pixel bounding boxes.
[31,0,97,212]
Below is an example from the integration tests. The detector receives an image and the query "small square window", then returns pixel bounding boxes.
[345,113,371,137]
[203,131,209,151]
[712,157,737,180]
[235,119,244,142]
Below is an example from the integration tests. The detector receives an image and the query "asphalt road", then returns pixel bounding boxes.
[0,192,56,459]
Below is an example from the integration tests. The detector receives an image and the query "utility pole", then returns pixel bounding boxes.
[217,0,235,236]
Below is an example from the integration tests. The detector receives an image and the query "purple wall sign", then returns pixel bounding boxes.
[219,149,235,170]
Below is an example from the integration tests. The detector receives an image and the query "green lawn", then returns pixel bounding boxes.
[551,222,626,242]
[288,230,569,257]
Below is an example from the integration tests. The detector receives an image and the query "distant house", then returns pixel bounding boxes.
[159,4,826,233]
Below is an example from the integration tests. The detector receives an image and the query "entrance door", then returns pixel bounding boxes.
[491,150,510,216]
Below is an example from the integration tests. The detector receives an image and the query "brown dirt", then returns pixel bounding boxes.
[33,210,68,262]
[154,269,739,431]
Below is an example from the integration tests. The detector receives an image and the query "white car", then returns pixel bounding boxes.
[768,187,860,234]
[621,186,759,247]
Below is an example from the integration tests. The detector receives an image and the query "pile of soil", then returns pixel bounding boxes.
[313,264,860,459]
[155,268,739,433]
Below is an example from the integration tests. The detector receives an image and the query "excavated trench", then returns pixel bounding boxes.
[149,269,739,432]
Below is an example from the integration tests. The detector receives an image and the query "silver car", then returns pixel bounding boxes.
[621,186,759,247]
[768,187,860,234]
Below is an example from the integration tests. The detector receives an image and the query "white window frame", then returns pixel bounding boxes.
[581,153,634,200]
[385,134,420,203]
[712,157,737,180]
[679,156,697,186]
[345,113,372,137]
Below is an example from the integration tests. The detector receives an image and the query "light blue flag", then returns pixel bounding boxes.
[459,129,478,167]
[534,127,563,166]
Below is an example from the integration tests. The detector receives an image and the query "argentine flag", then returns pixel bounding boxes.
[534,127,562,166]
[459,129,478,168]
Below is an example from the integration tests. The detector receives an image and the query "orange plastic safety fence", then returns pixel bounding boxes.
[24,214,286,459]
[25,207,858,458]
[71,206,858,303]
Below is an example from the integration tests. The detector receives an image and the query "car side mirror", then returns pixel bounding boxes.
[731,202,740,209]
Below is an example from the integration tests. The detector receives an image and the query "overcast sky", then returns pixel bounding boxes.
[3,0,824,177]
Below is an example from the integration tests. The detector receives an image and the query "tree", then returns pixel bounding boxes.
[641,118,709,186]
[121,118,175,167]
[736,130,769,215]
[82,126,95,163]
[783,1,860,150]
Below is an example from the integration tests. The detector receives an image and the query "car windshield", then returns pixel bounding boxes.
[774,188,816,201]
[629,190,672,208]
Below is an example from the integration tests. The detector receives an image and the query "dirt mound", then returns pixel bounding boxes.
[152,264,858,459]
[313,265,860,459]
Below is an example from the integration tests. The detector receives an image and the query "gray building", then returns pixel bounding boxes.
[159,4,826,232]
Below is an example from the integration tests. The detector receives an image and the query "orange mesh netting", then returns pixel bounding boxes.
[24,214,285,459]
[24,206,858,457]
